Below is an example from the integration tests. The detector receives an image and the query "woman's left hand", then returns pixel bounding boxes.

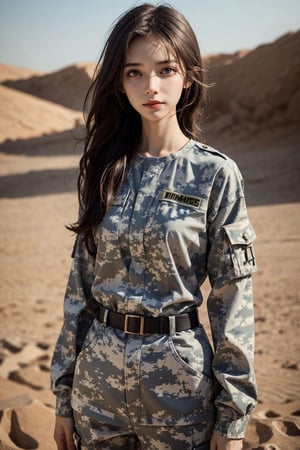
[210,432,243,450]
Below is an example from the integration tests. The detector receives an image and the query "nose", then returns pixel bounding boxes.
[144,73,159,96]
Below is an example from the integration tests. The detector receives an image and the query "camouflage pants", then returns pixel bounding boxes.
[71,319,215,449]
[73,412,212,449]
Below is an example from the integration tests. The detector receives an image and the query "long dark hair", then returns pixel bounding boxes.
[69,3,206,254]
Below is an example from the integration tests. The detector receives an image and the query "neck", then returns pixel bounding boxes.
[139,117,189,157]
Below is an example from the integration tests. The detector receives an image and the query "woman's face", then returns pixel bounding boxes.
[122,36,186,124]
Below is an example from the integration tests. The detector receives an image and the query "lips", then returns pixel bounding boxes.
[143,100,164,109]
[144,100,163,105]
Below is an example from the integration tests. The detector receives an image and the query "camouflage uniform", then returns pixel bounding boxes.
[51,140,258,449]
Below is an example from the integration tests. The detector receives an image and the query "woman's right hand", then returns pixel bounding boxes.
[53,416,77,450]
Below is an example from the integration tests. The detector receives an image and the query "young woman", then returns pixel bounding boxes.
[51,4,257,450]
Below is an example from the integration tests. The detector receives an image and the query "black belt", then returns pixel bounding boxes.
[98,305,199,335]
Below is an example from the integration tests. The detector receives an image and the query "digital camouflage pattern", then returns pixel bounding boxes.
[51,140,257,446]
[73,407,213,449]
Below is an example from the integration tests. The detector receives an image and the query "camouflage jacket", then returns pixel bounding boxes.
[51,140,257,438]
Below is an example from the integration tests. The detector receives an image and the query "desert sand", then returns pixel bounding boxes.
[0,31,299,449]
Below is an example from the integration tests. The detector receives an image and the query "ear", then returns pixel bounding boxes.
[119,86,125,93]
[184,65,201,89]
[183,71,194,89]
[183,79,193,89]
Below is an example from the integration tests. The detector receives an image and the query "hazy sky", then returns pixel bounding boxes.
[0,0,299,72]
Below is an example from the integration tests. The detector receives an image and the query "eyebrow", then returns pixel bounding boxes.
[123,59,178,68]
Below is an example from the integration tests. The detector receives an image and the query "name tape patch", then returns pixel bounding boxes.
[161,190,202,209]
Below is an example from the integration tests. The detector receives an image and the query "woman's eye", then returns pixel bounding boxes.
[161,67,177,75]
[126,70,141,78]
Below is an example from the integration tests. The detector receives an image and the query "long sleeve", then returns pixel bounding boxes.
[51,235,97,417]
[206,162,258,438]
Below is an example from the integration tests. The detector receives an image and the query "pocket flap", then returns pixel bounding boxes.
[222,220,257,279]
[224,220,256,246]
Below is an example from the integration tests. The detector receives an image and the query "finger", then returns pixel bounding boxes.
[55,434,67,450]
[66,432,77,450]
[54,428,70,450]
[209,441,215,450]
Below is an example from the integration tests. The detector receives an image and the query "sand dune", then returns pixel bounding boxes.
[0,85,83,143]
[3,63,95,111]
[0,31,299,449]
[0,64,43,83]
[203,31,300,146]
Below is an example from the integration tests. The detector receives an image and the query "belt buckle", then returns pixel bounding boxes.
[124,314,145,335]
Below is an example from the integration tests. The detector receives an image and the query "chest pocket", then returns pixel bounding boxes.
[145,199,203,236]
[223,220,257,279]
[144,192,207,266]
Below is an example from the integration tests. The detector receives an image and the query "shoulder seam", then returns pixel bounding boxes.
[194,142,227,160]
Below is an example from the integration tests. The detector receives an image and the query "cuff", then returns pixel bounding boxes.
[55,390,73,417]
[214,407,250,438]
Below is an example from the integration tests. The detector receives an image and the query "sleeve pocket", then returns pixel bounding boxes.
[223,220,257,279]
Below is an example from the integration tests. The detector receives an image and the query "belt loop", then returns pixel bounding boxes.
[169,316,176,336]
[102,308,109,327]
